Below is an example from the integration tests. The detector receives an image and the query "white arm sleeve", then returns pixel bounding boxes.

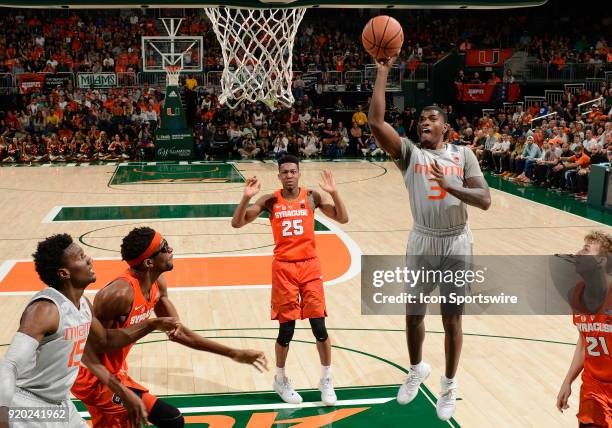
[0,332,39,407]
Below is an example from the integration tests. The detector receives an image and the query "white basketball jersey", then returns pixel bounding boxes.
[16,288,92,403]
[396,137,483,230]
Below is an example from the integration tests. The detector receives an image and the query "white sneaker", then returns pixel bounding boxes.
[397,362,431,405]
[273,376,303,404]
[319,377,337,406]
[436,378,457,421]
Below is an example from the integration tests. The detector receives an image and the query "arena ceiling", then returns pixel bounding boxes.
[0,0,548,10]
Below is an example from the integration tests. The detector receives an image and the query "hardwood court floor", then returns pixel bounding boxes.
[0,160,609,427]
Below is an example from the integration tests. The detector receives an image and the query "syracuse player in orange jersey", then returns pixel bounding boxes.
[232,154,349,406]
[557,231,612,428]
[71,227,268,428]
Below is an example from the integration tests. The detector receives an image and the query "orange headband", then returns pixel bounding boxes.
[127,231,163,267]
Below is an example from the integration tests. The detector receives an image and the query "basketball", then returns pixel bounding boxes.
[361,15,404,60]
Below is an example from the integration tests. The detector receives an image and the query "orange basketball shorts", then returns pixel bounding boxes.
[72,370,156,428]
[271,257,327,323]
[577,374,612,428]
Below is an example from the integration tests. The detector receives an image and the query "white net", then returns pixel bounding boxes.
[204,6,307,108]
[164,65,182,87]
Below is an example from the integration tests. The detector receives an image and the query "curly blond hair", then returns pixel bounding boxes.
[584,230,612,255]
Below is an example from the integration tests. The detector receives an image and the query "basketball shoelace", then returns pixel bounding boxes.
[405,369,425,387]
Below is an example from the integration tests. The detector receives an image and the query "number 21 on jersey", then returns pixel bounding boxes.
[282,219,303,236]
[586,336,609,356]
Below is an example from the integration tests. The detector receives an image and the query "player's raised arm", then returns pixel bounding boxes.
[313,170,349,224]
[368,57,402,159]
[231,176,272,228]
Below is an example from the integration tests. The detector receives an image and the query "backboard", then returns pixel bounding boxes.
[141,18,203,73]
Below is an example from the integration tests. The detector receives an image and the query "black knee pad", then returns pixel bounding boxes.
[276,320,296,347]
[148,398,184,428]
[309,317,328,342]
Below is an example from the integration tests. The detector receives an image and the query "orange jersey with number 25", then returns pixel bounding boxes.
[270,188,316,262]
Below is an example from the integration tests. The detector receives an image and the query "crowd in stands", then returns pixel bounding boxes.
[191,92,389,161]
[0,85,164,162]
[0,6,612,201]
[0,62,611,203]
[0,5,609,78]
[447,92,612,200]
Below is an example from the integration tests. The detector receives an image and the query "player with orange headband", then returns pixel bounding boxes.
[71,227,268,428]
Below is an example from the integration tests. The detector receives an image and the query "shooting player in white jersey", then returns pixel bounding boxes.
[369,57,491,421]
[0,234,179,428]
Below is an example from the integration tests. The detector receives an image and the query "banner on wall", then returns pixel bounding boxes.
[44,74,72,90]
[465,49,513,67]
[77,73,117,88]
[17,73,45,93]
[455,83,496,102]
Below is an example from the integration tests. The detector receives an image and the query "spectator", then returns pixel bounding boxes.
[238,135,261,159]
[491,134,512,175]
[352,105,368,129]
[512,135,541,184]
[361,134,384,158]
[300,131,320,158]
[470,72,482,84]
[271,132,288,158]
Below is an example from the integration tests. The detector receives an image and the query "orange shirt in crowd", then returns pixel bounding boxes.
[568,153,590,168]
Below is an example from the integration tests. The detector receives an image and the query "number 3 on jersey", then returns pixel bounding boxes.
[427,178,447,200]
[282,219,304,237]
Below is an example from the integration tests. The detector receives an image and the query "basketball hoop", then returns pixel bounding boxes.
[204,6,307,108]
[164,65,182,87]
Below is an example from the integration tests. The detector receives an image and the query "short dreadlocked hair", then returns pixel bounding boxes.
[33,234,73,289]
[121,227,156,262]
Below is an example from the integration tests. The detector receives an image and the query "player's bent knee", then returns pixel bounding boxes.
[406,315,425,328]
[277,320,296,347]
[309,317,328,342]
[148,398,185,428]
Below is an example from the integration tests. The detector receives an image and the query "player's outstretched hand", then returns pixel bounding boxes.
[244,176,262,199]
[319,170,337,194]
[375,55,397,71]
[231,349,269,373]
[556,382,571,412]
[151,317,182,337]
